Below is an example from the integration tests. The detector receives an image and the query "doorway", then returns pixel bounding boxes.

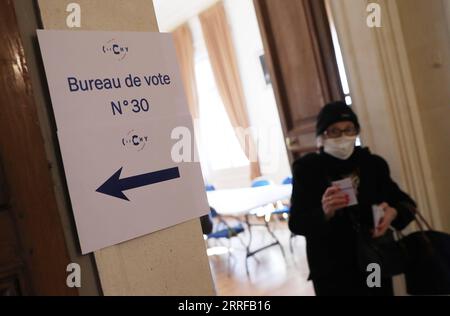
[154,0,343,296]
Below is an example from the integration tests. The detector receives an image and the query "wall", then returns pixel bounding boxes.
[445,0,450,36]
[396,0,450,232]
[31,0,215,295]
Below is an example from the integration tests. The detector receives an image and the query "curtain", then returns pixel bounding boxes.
[172,23,199,119]
[199,3,262,180]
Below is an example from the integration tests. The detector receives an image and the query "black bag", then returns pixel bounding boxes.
[355,209,450,295]
[355,225,405,278]
[349,210,405,277]
[401,212,450,295]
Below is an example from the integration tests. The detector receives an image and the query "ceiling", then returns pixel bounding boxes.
[153,0,220,31]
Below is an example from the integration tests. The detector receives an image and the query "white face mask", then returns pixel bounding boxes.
[323,136,357,160]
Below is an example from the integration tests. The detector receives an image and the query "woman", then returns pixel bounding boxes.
[288,101,416,296]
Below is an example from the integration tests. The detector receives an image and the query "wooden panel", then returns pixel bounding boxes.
[0,167,28,296]
[0,278,21,296]
[0,265,30,296]
[13,0,101,296]
[37,0,216,295]
[0,158,9,210]
[254,0,343,158]
[0,0,77,295]
[0,213,21,268]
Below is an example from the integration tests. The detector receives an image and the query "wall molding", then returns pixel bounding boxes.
[374,0,441,228]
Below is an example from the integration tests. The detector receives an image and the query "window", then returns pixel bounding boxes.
[325,0,352,105]
[325,1,361,146]
[195,56,249,171]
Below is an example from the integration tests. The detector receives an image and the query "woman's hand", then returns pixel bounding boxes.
[321,186,349,220]
[373,202,398,238]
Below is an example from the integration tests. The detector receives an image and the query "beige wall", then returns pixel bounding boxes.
[396,0,450,232]
[444,0,450,36]
[31,0,215,295]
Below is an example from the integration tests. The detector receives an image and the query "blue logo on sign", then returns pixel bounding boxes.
[102,39,129,61]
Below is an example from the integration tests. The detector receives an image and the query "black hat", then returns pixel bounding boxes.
[316,101,360,136]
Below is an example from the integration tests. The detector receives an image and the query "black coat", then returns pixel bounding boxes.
[288,147,416,280]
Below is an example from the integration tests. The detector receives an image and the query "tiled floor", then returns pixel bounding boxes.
[206,217,315,296]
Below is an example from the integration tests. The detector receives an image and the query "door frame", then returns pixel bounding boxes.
[0,0,79,295]
[253,0,344,162]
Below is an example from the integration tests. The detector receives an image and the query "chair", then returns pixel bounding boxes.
[279,176,297,253]
[272,204,290,217]
[246,178,286,272]
[207,207,245,242]
[205,206,247,276]
[205,185,244,241]
[255,176,291,221]
[251,178,273,188]
[207,223,245,239]
[281,176,293,185]
[250,178,274,219]
[252,177,293,254]
[272,176,292,219]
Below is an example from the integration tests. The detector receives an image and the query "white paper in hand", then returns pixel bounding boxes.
[331,178,358,206]
[372,205,385,228]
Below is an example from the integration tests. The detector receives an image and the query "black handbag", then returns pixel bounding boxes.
[400,211,450,295]
[352,216,405,278]
[354,209,450,294]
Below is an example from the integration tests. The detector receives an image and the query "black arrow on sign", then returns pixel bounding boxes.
[96,167,180,201]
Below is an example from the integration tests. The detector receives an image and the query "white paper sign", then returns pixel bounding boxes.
[37,30,209,254]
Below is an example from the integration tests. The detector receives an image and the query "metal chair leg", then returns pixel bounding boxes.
[227,239,232,277]
[264,217,286,260]
[289,233,295,255]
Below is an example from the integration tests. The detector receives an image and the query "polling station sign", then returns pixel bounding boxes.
[37,30,209,254]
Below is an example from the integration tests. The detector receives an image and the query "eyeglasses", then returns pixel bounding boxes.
[324,127,359,138]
